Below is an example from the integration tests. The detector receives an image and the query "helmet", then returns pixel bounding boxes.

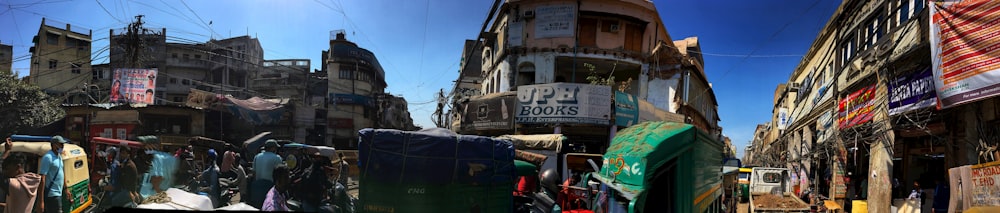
[539,168,560,194]
[207,149,217,160]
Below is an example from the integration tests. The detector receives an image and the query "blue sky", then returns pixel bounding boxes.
[1,0,841,158]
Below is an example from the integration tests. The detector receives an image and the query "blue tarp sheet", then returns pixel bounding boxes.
[358,128,516,184]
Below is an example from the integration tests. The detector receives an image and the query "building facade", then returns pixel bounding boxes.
[452,0,722,153]
[1,42,12,75]
[29,18,93,103]
[325,30,389,148]
[748,0,1000,211]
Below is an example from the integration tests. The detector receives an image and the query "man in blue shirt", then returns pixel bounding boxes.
[137,136,179,199]
[38,135,70,213]
[199,149,221,208]
[250,140,282,208]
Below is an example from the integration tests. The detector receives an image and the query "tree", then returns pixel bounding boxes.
[0,73,66,138]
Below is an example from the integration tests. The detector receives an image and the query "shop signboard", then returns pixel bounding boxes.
[832,163,846,199]
[970,161,1000,206]
[461,94,515,131]
[516,83,611,125]
[534,4,576,38]
[929,0,1000,108]
[330,93,374,106]
[837,84,877,129]
[889,68,937,115]
[614,91,639,127]
[111,68,157,104]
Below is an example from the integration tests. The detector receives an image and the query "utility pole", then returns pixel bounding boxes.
[867,69,895,213]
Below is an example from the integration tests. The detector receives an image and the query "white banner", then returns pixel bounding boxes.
[516,83,611,125]
[929,0,1000,108]
[778,108,789,130]
[534,4,576,38]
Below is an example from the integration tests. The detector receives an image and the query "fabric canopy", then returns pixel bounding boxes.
[496,134,564,152]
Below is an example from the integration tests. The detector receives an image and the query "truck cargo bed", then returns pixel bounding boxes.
[750,193,809,212]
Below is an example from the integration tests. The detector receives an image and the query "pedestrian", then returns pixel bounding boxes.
[909,181,924,205]
[337,153,350,187]
[37,135,70,213]
[199,149,221,208]
[251,140,283,208]
[261,165,291,211]
[932,179,950,213]
[137,135,179,199]
[1,138,42,213]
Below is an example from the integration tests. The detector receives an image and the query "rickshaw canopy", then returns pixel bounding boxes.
[514,160,538,176]
[306,145,337,159]
[242,132,272,153]
[594,122,722,201]
[283,143,308,149]
[496,134,564,152]
[10,135,57,142]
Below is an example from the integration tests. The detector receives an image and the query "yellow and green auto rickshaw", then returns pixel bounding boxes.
[5,135,93,213]
[738,167,752,203]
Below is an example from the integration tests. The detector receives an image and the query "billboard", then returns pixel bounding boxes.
[614,91,639,127]
[837,84,877,129]
[889,68,938,115]
[777,108,789,130]
[929,0,1000,108]
[461,94,515,132]
[111,68,157,104]
[516,83,611,125]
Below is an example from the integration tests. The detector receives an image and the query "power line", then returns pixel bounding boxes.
[94,0,125,24]
[179,0,216,38]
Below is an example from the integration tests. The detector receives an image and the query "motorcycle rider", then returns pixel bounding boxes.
[261,165,291,211]
[199,149,221,208]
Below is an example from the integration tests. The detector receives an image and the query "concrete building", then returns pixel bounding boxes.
[379,94,418,131]
[29,18,93,103]
[325,30,388,148]
[0,42,12,75]
[749,0,1000,210]
[451,0,721,153]
[252,59,316,142]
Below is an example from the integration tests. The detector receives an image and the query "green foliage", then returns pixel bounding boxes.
[585,62,633,92]
[0,73,66,138]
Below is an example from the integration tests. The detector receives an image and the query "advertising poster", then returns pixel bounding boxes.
[461,94,515,131]
[929,0,1000,108]
[516,83,611,125]
[837,84,877,129]
[111,68,158,104]
[778,108,789,130]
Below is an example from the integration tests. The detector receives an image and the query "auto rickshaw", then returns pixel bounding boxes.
[738,167,753,202]
[5,135,93,213]
[88,137,143,211]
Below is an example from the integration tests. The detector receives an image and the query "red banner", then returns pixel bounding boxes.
[837,84,877,129]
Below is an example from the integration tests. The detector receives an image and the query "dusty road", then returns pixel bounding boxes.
[737,202,749,213]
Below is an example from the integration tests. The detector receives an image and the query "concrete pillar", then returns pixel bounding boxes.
[868,80,894,213]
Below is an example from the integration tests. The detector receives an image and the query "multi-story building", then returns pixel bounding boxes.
[752,0,1000,210]
[379,94,418,131]
[452,0,721,153]
[1,42,12,75]
[325,30,388,148]
[29,18,93,103]
[252,59,315,142]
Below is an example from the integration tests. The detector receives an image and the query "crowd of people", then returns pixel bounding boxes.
[0,135,353,212]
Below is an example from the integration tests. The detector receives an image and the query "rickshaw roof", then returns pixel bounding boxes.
[1,141,87,158]
[91,137,144,148]
[596,122,715,195]
[514,160,538,176]
[10,135,56,142]
[495,134,564,152]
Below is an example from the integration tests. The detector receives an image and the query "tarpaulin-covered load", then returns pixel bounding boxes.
[496,134,563,152]
[592,122,724,213]
[358,128,516,213]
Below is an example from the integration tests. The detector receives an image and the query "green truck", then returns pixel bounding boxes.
[590,122,727,213]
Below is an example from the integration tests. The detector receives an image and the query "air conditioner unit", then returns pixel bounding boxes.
[523,10,535,19]
[787,83,801,92]
[609,23,620,32]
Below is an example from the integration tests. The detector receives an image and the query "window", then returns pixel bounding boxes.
[841,37,854,67]
[195,54,201,60]
[624,23,644,52]
[46,33,59,45]
[71,63,81,74]
[296,61,308,66]
[169,78,178,84]
[92,69,104,80]
[172,53,178,58]
[340,69,353,79]
[182,54,190,60]
[48,60,58,69]
[517,62,535,86]
[182,79,190,85]
[78,40,89,48]
[578,18,598,47]
[173,97,183,102]
[762,172,782,183]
